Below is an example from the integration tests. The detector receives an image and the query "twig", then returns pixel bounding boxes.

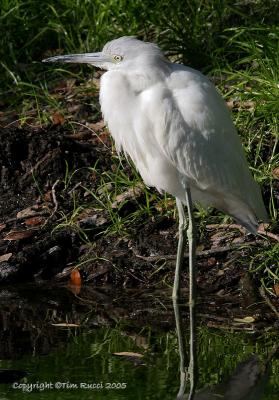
[41,179,60,227]
[206,223,246,234]
[51,179,59,214]
[257,229,279,243]
[133,241,259,262]
[259,287,279,320]
[206,223,279,243]
[68,182,82,194]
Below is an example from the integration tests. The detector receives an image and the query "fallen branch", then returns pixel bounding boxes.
[257,229,279,243]
[206,223,279,243]
[133,241,259,262]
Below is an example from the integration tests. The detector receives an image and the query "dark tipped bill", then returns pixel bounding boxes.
[42,52,109,65]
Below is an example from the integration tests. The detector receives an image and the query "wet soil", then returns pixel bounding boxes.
[0,125,278,325]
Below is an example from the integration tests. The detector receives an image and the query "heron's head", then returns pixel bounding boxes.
[42,36,165,71]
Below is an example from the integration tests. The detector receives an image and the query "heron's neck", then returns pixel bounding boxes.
[124,62,170,91]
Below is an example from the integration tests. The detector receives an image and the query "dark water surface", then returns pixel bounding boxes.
[0,284,278,399]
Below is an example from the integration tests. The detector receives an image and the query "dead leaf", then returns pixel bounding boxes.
[68,283,81,295]
[112,183,145,208]
[70,269,82,286]
[272,167,279,180]
[25,216,45,226]
[234,316,255,323]
[87,120,106,132]
[0,253,12,262]
[274,284,279,297]
[17,205,41,219]
[52,111,65,125]
[43,190,52,202]
[226,100,255,111]
[97,131,111,145]
[4,230,33,241]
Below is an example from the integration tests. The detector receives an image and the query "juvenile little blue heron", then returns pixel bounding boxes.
[43,36,268,299]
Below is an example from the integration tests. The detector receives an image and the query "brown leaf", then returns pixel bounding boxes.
[67,283,81,295]
[43,190,53,202]
[272,167,279,180]
[97,131,111,146]
[87,120,106,132]
[17,205,41,219]
[52,111,65,125]
[25,216,45,226]
[4,230,33,241]
[112,183,145,208]
[274,284,279,297]
[0,253,12,262]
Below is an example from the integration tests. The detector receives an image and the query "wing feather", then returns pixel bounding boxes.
[141,65,267,227]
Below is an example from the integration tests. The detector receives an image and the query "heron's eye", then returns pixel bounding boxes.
[112,54,123,62]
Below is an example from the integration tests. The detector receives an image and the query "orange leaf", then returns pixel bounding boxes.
[70,269,82,286]
[52,112,65,125]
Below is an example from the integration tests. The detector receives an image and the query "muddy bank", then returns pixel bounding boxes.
[0,126,278,321]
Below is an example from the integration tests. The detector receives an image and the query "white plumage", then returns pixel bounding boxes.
[98,37,268,233]
[43,36,268,299]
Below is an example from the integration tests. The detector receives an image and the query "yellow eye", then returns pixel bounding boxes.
[113,54,123,62]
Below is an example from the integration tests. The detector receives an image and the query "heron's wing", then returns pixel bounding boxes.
[161,67,248,192]
[140,65,267,226]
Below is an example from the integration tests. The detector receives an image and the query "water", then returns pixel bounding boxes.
[0,285,278,399]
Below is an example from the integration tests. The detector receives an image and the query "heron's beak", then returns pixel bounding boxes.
[42,52,109,66]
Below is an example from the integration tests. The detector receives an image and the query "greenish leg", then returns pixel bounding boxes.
[172,198,187,300]
[173,190,198,399]
[185,187,197,399]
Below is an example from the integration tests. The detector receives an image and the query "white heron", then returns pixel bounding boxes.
[43,36,268,299]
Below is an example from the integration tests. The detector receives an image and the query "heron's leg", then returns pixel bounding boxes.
[185,187,198,399]
[173,198,187,299]
[173,299,187,400]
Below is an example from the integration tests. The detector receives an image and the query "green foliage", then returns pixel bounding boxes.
[1,0,279,90]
